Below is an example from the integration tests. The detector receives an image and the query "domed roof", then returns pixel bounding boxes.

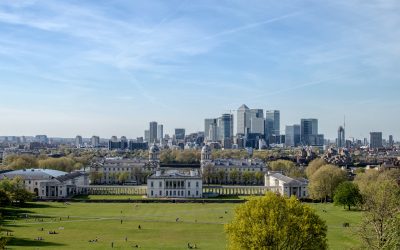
[149,144,160,153]
[201,144,211,153]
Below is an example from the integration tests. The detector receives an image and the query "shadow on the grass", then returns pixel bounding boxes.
[6,237,66,247]
[21,202,65,209]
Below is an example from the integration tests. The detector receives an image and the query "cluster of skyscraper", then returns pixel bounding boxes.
[202,104,324,149]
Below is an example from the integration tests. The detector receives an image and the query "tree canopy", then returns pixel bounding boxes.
[333,181,362,210]
[305,158,327,179]
[358,177,400,250]
[225,192,327,250]
[269,160,305,178]
[308,165,347,201]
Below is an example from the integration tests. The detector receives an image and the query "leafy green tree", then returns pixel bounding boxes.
[0,177,33,205]
[333,181,362,210]
[4,154,38,170]
[202,164,214,185]
[354,170,380,195]
[89,172,103,184]
[225,192,327,250]
[358,179,400,250]
[229,170,240,185]
[216,169,226,185]
[308,165,347,202]
[255,171,264,185]
[269,160,304,178]
[118,172,129,184]
[38,157,76,172]
[0,189,11,206]
[305,158,326,178]
[132,167,143,184]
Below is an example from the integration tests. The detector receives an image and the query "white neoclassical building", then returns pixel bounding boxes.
[147,169,202,198]
[264,172,308,199]
[0,169,88,198]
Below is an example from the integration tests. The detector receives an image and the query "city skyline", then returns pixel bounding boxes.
[0,1,399,139]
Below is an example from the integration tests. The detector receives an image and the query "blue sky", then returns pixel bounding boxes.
[0,0,399,140]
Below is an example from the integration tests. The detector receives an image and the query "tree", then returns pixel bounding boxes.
[354,170,380,195]
[225,192,327,250]
[118,172,129,184]
[229,170,240,185]
[132,167,143,184]
[0,177,33,205]
[254,171,264,185]
[305,158,326,178]
[269,160,305,178]
[308,165,347,202]
[202,164,214,185]
[333,181,362,210]
[38,157,76,172]
[216,169,226,185]
[89,172,103,184]
[358,179,400,250]
[4,154,38,170]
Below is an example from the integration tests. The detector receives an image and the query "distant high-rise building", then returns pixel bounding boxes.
[285,125,301,147]
[218,114,233,148]
[237,104,250,135]
[75,135,83,148]
[91,136,100,147]
[370,132,383,149]
[110,136,118,142]
[144,130,150,142]
[250,117,265,135]
[157,124,163,141]
[205,118,218,141]
[175,128,186,140]
[35,135,48,144]
[265,110,280,143]
[300,119,324,146]
[363,138,368,146]
[389,135,394,147]
[337,126,345,148]
[149,121,158,143]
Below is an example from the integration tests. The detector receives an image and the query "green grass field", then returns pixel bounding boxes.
[1,201,362,249]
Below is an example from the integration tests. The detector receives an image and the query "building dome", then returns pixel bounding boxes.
[201,144,211,154]
[149,144,160,153]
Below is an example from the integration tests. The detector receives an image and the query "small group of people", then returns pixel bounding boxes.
[88,237,98,243]
[187,242,197,249]
[35,236,44,241]
[48,230,58,235]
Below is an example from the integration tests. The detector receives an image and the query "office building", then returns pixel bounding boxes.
[149,121,158,143]
[250,117,265,135]
[300,119,321,146]
[75,135,83,148]
[237,104,250,135]
[175,128,186,140]
[205,118,218,141]
[389,135,394,147]
[337,126,345,148]
[144,130,150,142]
[157,124,163,142]
[35,135,48,144]
[285,125,301,147]
[218,113,233,141]
[266,110,280,143]
[370,132,383,149]
[237,105,264,135]
[91,136,100,148]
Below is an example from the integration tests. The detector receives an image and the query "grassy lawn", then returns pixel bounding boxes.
[1,201,362,249]
[73,195,145,200]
